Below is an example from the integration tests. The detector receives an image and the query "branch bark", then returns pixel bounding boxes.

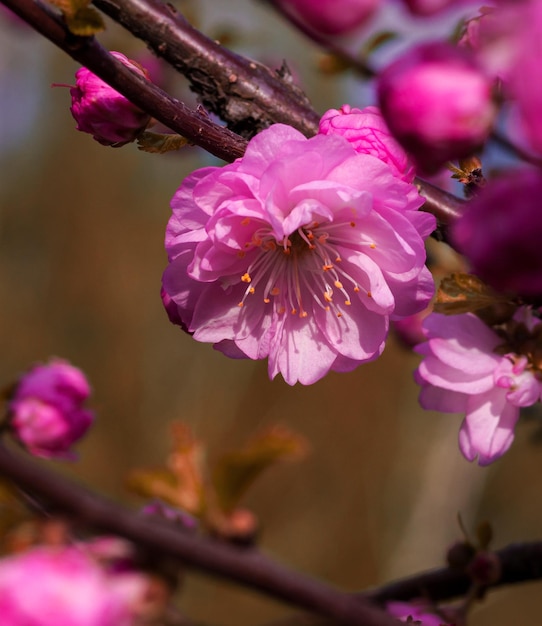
[91,0,321,138]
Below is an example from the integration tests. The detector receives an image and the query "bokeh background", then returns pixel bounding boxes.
[1,1,542,624]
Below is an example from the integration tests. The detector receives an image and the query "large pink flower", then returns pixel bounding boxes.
[162,125,435,385]
[415,312,542,465]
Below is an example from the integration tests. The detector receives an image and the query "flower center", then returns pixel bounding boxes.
[495,319,542,379]
[235,217,376,319]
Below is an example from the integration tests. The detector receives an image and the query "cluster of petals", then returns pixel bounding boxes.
[0,546,146,626]
[275,0,381,35]
[162,123,435,385]
[318,105,415,182]
[451,168,542,298]
[415,312,542,465]
[70,51,151,147]
[8,359,94,460]
[377,42,496,174]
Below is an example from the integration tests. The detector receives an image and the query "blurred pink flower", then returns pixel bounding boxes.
[451,168,542,298]
[415,312,542,465]
[162,124,435,385]
[8,359,94,460]
[0,546,145,626]
[388,601,449,625]
[275,0,380,35]
[69,52,151,146]
[377,42,496,174]
[319,105,415,182]
[400,0,474,17]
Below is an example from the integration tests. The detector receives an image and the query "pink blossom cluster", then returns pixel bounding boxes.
[8,359,94,460]
[387,601,451,625]
[162,117,435,385]
[415,311,542,465]
[0,546,146,626]
[467,0,542,155]
[69,51,151,147]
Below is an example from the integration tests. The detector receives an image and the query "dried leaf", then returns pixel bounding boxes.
[126,424,206,514]
[434,273,502,315]
[212,425,309,513]
[65,7,105,36]
[137,132,190,154]
[360,30,399,58]
[476,520,493,550]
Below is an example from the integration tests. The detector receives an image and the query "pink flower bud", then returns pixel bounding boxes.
[377,42,496,174]
[0,546,146,626]
[70,52,151,146]
[387,601,451,625]
[451,168,542,298]
[318,105,415,182]
[275,0,381,35]
[8,359,94,460]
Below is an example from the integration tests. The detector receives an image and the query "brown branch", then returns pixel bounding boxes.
[362,541,542,606]
[91,0,321,138]
[2,0,247,162]
[0,441,401,626]
[2,0,466,229]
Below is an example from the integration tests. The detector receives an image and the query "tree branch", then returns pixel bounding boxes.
[0,441,401,626]
[2,0,465,226]
[260,0,376,79]
[91,0,321,138]
[2,0,248,162]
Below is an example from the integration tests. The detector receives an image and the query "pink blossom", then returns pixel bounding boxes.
[319,105,415,182]
[400,0,474,17]
[275,0,381,35]
[451,168,542,298]
[0,546,146,626]
[415,313,542,465]
[70,52,151,146]
[387,601,450,625]
[162,125,435,385]
[377,42,496,174]
[8,359,94,460]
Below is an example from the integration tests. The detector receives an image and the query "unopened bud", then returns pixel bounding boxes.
[8,359,94,460]
[69,52,151,147]
[377,42,496,174]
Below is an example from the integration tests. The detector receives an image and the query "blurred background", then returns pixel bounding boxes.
[1,0,542,624]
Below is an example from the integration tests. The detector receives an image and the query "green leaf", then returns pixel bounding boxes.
[65,7,105,36]
[434,273,503,315]
[137,132,190,154]
[212,425,308,513]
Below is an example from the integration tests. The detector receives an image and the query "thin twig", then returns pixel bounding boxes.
[260,0,376,78]
[491,131,542,168]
